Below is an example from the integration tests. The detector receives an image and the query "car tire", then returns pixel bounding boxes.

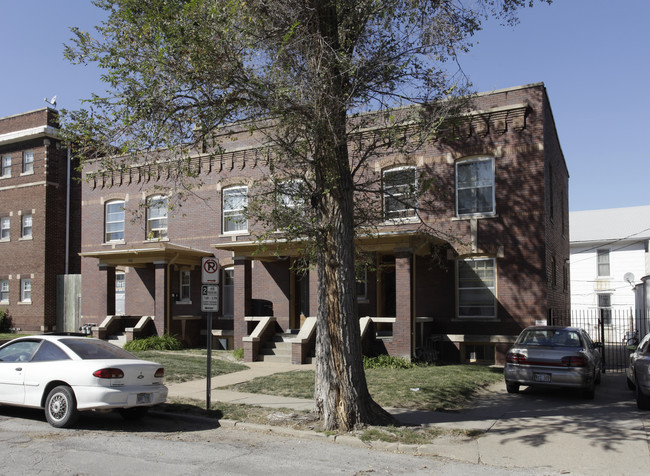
[45,385,79,428]
[119,407,149,420]
[506,382,519,394]
[635,381,650,410]
[627,376,636,390]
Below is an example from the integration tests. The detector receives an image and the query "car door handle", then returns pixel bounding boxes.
[15,367,22,371]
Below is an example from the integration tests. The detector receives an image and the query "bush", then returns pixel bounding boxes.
[232,348,244,361]
[0,309,11,333]
[123,333,184,351]
[363,354,415,369]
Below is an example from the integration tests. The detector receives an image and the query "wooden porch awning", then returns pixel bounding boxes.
[79,242,213,267]
[212,231,446,259]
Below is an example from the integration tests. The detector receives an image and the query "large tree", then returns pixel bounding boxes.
[64,0,551,431]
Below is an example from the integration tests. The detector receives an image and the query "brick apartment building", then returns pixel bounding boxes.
[0,108,81,333]
[79,82,569,365]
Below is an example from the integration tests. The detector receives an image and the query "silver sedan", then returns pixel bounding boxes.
[504,326,602,399]
[626,331,650,409]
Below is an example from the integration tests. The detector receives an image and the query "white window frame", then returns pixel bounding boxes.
[456,157,495,217]
[0,279,9,303]
[105,200,125,242]
[1,216,9,241]
[21,213,32,239]
[382,166,417,220]
[146,195,168,240]
[1,155,11,178]
[22,150,34,174]
[179,270,191,302]
[597,249,610,277]
[222,186,248,234]
[20,278,31,303]
[457,258,496,318]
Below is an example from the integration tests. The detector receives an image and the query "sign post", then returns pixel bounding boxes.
[201,257,220,410]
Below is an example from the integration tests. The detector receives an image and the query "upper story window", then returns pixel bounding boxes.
[1,155,11,178]
[21,214,32,239]
[20,278,31,303]
[0,280,8,303]
[22,150,34,174]
[597,249,610,277]
[146,195,168,240]
[105,200,125,242]
[457,258,496,318]
[383,166,417,220]
[223,186,248,233]
[456,157,495,217]
[1,216,9,241]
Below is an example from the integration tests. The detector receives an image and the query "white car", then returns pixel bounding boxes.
[0,334,168,428]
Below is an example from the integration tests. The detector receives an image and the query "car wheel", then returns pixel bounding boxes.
[119,407,149,420]
[582,376,596,400]
[635,381,650,410]
[506,382,519,394]
[627,376,636,390]
[45,385,79,428]
[595,368,601,385]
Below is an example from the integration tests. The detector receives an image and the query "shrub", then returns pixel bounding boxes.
[232,348,244,361]
[123,333,183,351]
[0,309,11,333]
[363,354,415,369]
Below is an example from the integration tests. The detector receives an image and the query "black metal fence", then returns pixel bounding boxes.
[550,309,650,372]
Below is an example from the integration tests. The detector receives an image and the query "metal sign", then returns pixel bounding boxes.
[201,285,219,312]
[202,257,220,284]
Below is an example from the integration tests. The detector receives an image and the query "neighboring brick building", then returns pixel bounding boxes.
[0,108,81,333]
[79,82,569,364]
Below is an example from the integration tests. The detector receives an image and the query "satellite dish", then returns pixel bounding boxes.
[624,272,635,286]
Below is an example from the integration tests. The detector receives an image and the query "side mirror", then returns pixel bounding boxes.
[594,342,603,349]
[627,344,638,352]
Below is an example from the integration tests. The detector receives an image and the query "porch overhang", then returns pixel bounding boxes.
[79,242,213,267]
[212,230,446,259]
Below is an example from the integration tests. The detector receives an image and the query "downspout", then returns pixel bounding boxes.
[166,253,180,333]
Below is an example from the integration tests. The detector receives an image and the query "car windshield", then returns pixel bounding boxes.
[518,329,582,347]
[59,339,137,360]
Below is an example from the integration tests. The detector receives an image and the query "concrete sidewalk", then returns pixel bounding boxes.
[166,362,650,475]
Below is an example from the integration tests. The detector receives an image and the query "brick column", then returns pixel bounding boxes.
[99,264,116,316]
[233,258,252,350]
[153,261,167,336]
[394,250,413,360]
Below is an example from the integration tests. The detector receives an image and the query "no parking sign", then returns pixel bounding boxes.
[202,257,220,284]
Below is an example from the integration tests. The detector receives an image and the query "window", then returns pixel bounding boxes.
[356,267,368,301]
[0,280,8,303]
[22,150,34,174]
[105,200,125,242]
[456,157,495,216]
[180,270,191,301]
[223,186,248,233]
[21,214,32,238]
[1,216,9,241]
[146,195,168,240]
[383,167,417,220]
[457,258,496,318]
[1,155,11,178]
[597,249,610,277]
[598,293,612,326]
[20,278,31,303]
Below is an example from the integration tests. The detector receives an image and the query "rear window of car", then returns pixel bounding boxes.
[518,329,582,347]
[59,339,137,360]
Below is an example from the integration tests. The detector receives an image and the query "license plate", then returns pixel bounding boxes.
[137,393,151,404]
[533,373,551,383]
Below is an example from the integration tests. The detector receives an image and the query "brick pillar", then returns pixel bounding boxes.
[394,250,413,360]
[233,258,252,350]
[99,264,116,316]
[153,261,167,336]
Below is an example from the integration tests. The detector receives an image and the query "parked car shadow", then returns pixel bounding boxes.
[0,404,222,433]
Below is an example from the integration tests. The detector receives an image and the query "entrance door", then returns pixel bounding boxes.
[291,269,310,329]
[115,272,125,316]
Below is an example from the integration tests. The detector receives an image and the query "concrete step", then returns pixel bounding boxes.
[108,333,127,348]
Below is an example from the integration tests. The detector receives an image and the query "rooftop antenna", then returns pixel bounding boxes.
[44,96,57,108]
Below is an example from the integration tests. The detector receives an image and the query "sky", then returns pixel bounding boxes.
[1,0,648,212]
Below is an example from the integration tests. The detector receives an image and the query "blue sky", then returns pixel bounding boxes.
[1,0,648,212]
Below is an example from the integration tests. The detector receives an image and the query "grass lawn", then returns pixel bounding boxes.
[227,364,503,411]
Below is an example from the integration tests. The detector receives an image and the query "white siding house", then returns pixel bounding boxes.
[570,206,650,340]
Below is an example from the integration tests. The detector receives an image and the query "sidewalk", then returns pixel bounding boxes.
[165,362,650,475]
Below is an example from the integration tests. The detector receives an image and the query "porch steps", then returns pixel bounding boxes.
[108,333,127,348]
[258,333,294,362]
